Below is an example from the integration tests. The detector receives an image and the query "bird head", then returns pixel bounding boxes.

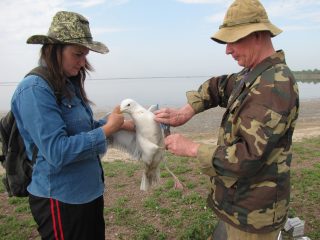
[120,98,139,114]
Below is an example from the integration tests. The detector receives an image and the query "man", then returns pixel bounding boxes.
[154,0,299,239]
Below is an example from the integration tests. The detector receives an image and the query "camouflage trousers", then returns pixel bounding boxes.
[208,221,281,240]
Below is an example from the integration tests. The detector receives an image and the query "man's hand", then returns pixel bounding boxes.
[154,104,195,127]
[164,133,200,157]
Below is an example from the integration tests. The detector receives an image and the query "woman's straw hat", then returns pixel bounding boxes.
[27,11,108,54]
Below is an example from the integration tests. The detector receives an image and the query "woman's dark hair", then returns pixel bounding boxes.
[39,44,93,103]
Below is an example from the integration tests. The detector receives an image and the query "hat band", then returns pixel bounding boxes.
[47,32,93,42]
[219,18,269,29]
[60,37,93,42]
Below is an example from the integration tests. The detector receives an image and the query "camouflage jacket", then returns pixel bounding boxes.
[186,50,299,233]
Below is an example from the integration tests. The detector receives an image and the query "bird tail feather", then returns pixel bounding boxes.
[140,167,160,191]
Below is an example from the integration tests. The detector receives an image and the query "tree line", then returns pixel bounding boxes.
[293,69,320,83]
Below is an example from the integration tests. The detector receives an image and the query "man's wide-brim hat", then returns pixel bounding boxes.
[211,0,282,44]
[27,11,108,54]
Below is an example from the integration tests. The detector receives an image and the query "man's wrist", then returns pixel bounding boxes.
[189,143,200,157]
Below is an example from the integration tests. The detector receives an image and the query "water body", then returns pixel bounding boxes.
[296,81,320,100]
[1,78,319,112]
[85,78,320,111]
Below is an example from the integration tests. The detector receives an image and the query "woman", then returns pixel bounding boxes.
[11,11,126,240]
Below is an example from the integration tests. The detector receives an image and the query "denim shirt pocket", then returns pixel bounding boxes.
[61,97,92,136]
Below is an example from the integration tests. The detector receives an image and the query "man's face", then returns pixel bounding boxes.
[225,33,257,69]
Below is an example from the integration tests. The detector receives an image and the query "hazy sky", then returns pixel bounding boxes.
[1,0,320,111]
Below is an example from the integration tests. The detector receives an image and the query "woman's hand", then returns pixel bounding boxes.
[121,119,135,132]
[102,106,124,136]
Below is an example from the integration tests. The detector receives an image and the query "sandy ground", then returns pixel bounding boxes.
[1,99,320,173]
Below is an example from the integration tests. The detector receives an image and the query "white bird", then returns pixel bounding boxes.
[107,99,182,191]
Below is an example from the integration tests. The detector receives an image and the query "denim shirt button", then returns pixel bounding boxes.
[68,104,72,108]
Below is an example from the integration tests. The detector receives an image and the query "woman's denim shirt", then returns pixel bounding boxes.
[11,75,107,204]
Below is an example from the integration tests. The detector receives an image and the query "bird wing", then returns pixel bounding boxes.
[147,104,158,113]
[107,130,142,160]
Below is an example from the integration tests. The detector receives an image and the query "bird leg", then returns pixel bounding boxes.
[163,159,184,190]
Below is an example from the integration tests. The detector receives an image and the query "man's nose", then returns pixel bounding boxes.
[226,43,232,55]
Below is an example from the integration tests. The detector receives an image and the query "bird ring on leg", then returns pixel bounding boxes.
[162,124,171,137]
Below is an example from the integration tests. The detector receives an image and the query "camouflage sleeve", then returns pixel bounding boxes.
[186,74,236,114]
[197,144,218,176]
[212,65,299,179]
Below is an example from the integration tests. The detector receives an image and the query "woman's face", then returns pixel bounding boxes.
[62,45,89,77]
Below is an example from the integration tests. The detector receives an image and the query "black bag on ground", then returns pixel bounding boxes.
[0,66,60,197]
